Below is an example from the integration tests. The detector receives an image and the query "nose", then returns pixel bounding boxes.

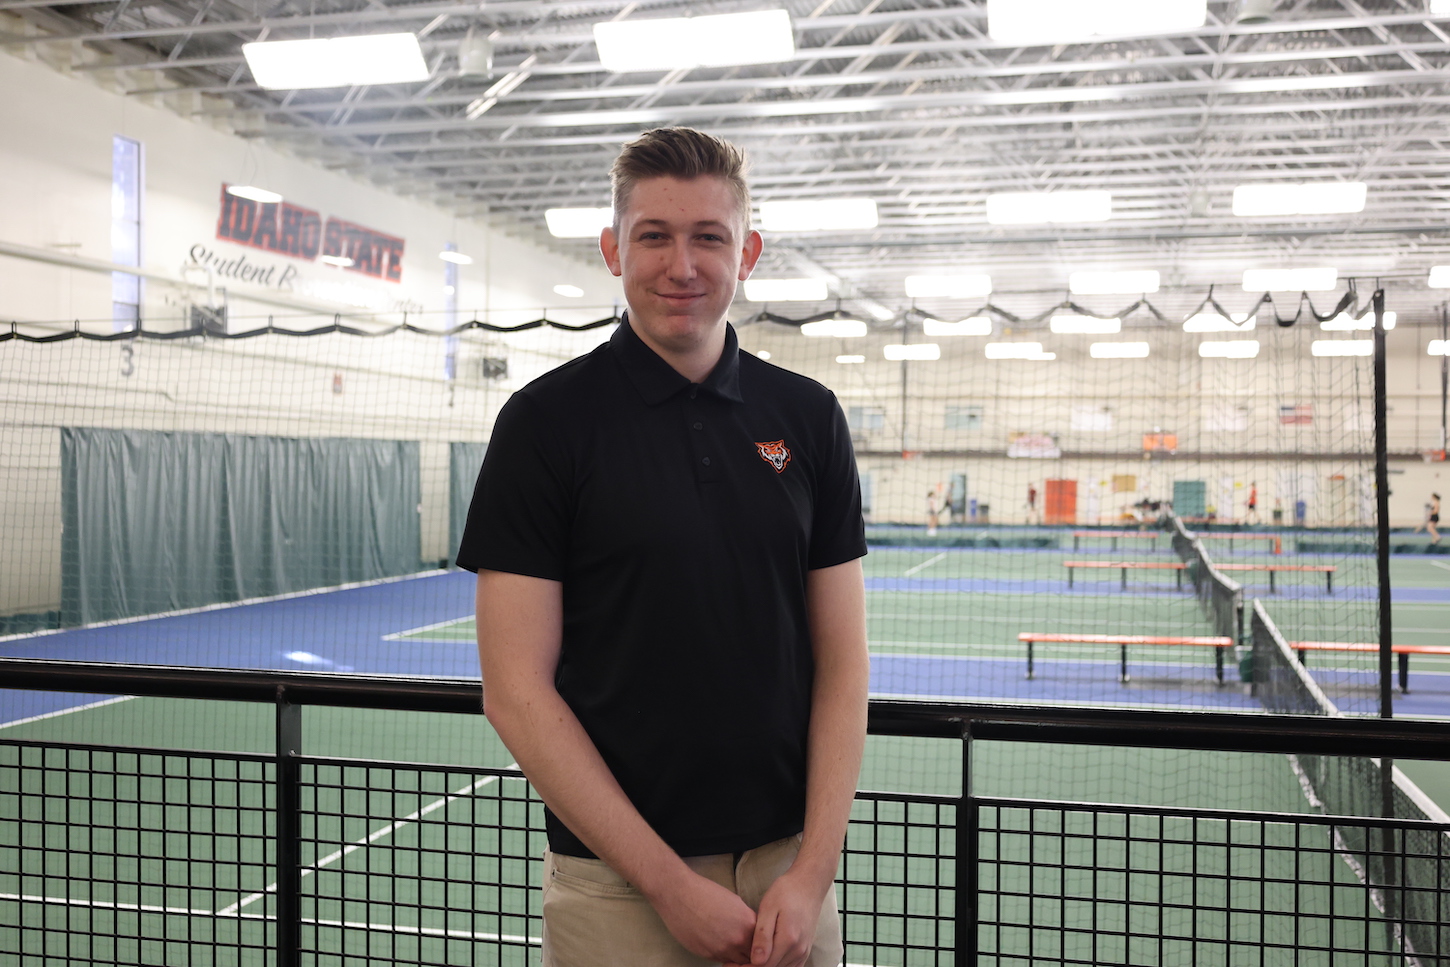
[666,239,696,283]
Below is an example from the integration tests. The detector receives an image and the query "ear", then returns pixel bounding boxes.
[737,229,764,282]
[599,225,623,277]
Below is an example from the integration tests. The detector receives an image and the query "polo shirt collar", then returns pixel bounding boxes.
[611,312,744,405]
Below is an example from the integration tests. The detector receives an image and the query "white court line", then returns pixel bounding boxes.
[1429,560,1450,573]
[1,892,215,917]
[0,695,135,731]
[216,763,522,917]
[0,569,450,643]
[382,615,474,641]
[903,553,947,577]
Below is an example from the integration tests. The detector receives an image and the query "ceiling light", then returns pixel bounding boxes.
[1429,340,1449,356]
[883,344,941,361]
[1090,341,1150,359]
[1311,340,1373,357]
[442,285,455,295]
[243,33,430,89]
[1185,312,1256,332]
[801,318,868,338]
[986,190,1112,225]
[1199,340,1261,359]
[458,27,494,78]
[546,207,613,238]
[864,304,897,322]
[760,199,878,232]
[1242,268,1338,292]
[924,316,993,337]
[1234,0,1276,24]
[319,255,354,267]
[1069,270,1160,296]
[439,250,473,265]
[743,278,830,302]
[226,184,283,204]
[985,342,1055,360]
[836,354,866,364]
[1428,266,1450,288]
[553,284,584,298]
[593,9,795,73]
[1321,311,1396,331]
[986,0,1207,46]
[905,274,992,299]
[1051,315,1121,334]
[1232,182,1367,217]
[757,350,772,360]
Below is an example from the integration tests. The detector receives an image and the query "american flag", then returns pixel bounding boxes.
[1279,404,1313,425]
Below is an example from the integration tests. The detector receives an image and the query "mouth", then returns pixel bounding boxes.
[654,291,705,302]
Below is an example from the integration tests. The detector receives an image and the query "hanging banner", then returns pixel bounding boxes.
[215,185,406,283]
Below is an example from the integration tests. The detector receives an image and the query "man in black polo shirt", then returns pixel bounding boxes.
[457,127,868,967]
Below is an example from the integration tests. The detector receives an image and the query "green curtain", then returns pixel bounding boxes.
[61,428,422,625]
[449,441,489,566]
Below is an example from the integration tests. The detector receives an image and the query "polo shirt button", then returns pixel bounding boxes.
[689,388,698,399]
[701,457,710,466]
[693,422,703,430]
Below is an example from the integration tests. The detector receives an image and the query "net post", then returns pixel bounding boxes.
[1372,289,1394,719]
[275,685,303,967]
[956,719,977,967]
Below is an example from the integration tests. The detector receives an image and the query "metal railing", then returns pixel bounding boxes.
[4,659,1450,967]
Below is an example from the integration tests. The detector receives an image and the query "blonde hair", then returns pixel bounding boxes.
[610,127,750,231]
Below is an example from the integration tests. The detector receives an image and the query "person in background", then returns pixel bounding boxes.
[1026,482,1039,525]
[1245,482,1259,524]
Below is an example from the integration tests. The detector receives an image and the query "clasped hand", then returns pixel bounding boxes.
[651,868,823,967]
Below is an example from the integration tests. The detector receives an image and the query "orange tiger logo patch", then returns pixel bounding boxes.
[755,440,791,473]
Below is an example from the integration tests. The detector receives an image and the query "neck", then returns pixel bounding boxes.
[629,315,728,383]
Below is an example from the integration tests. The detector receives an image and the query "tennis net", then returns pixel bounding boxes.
[1251,599,1450,964]
[1167,512,1243,643]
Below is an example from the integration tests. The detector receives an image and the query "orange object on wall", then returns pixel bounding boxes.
[1045,479,1078,525]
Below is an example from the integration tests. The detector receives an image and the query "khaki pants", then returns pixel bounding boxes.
[540,834,843,967]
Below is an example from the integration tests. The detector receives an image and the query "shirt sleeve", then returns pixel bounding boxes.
[454,391,571,580]
[807,391,868,570]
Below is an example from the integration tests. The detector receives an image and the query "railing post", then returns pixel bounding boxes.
[956,720,977,967]
[276,686,302,967]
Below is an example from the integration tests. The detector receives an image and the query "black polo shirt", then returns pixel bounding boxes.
[456,315,866,858]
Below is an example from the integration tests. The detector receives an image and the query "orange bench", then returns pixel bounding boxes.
[1198,533,1283,555]
[1018,632,1235,684]
[1290,641,1450,694]
[1071,531,1159,552]
[1216,563,1335,593]
[1064,560,1184,590]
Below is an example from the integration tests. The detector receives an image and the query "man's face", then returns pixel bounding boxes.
[600,175,762,359]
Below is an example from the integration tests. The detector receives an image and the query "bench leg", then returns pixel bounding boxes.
[1215,646,1224,683]
[1269,570,1276,594]
[1121,568,1127,591]
[1027,642,1035,680]
[1111,537,1118,553]
[1327,572,1333,594]
[1176,569,1183,590]
[1399,652,1408,694]
[1074,535,1080,551]
[1120,644,1129,684]
[1068,570,1074,589]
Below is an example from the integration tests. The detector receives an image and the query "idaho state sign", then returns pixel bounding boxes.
[216,185,406,283]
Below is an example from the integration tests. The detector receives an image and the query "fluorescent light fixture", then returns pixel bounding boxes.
[1184,312,1256,332]
[319,255,353,267]
[760,198,878,232]
[442,285,455,295]
[1199,340,1261,359]
[438,250,473,265]
[924,316,993,337]
[801,318,868,338]
[1428,266,1450,288]
[743,278,830,302]
[985,342,1056,360]
[883,344,941,361]
[905,273,992,299]
[1429,339,1449,356]
[1321,311,1396,331]
[756,350,772,360]
[226,184,283,204]
[1069,270,1160,296]
[835,354,866,364]
[1311,340,1373,357]
[553,284,584,298]
[243,33,430,89]
[986,190,1111,225]
[593,9,795,73]
[986,0,1207,45]
[1051,314,1121,334]
[1232,182,1367,217]
[1242,268,1338,292]
[545,207,613,238]
[865,303,897,322]
[1089,341,1150,359]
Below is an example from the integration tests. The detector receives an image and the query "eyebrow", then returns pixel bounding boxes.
[634,218,735,231]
